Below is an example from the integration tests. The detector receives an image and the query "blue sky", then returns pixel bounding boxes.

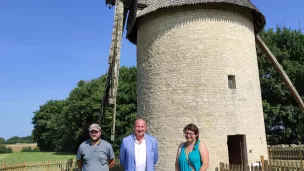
[0,0,303,140]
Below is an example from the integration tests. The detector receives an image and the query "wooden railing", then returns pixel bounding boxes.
[217,156,304,171]
[268,147,304,160]
[0,159,76,171]
[266,160,304,171]
[0,159,123,171]
[218,162,253,171]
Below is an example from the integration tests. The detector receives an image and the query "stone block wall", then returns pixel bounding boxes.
[136,5,268,170]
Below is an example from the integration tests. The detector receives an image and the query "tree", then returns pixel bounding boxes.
[32,66,137,153]
[257,27,304,144]
[0,145,12,154]
[5,136,33,144]
[5,136,21,144]
[0,137,5,144]
[32,100,68,151]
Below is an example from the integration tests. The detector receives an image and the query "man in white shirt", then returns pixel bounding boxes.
[135,134,146,171]
[120,119,158,171]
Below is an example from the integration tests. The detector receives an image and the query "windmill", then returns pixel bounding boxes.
[101,1,304,168]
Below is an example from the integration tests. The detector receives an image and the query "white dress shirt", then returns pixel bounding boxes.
[134,138,146,171]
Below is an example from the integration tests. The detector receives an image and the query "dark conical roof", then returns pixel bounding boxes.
[126,0,265,44]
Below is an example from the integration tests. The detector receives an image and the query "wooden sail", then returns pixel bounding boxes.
[101,0,124,141]
[256,35,304,111]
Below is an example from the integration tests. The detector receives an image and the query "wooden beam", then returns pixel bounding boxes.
[256,35,304,111]
[109,0,124,141]
[100,0,124,141]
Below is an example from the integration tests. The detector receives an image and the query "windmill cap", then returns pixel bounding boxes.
[89,123,101,131]
[126,0,266,44]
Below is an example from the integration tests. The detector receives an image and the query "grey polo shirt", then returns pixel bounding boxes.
[77,139,115,171]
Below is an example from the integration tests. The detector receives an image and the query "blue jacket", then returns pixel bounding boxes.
[119,134,158,171]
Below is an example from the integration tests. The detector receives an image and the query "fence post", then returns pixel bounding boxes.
[47,160,50,171]
[69,158,73,170]
[24,162,27,171]
[219,162,223,171]
[300,160,304,171]
[260,155,265,171]
[264,160,269,171]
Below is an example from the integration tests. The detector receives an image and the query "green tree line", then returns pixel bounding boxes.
[32,27,304,153]
[0,136,35,144]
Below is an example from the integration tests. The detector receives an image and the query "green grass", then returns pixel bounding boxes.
[0,152,76,164]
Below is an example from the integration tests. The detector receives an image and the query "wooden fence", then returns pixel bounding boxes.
[0,159,123,171]
[0,159,76,171]
[217,156,304,171]
[268,147,304,160]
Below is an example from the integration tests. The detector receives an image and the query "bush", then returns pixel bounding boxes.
[6,147,13,153]
[21,146,40,152]
[32,147,40,152]
[21,146,32,152]
[0,145,13,154]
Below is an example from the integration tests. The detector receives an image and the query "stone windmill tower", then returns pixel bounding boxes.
[103,0,304,170]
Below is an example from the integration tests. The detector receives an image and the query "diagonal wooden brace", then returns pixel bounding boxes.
[256,35,304,111]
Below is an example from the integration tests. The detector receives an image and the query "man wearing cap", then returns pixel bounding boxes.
[119,119,158,171]
[77,123,115,171]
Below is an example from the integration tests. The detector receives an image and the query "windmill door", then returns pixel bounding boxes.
[227,135,248,165]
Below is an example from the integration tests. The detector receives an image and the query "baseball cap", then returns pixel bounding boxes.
[89,123,101,131]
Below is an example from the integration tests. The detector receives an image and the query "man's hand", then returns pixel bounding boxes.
[108,158,115,168]
[77,160,83,169]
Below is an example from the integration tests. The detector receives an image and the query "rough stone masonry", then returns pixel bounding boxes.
[125,1,268,170]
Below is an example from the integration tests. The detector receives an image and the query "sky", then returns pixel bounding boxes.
[0,0,303,140]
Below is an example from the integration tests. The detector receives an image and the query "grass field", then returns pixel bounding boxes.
[5,143,37,152]
[0,152,76,164]
[0,152,123,171]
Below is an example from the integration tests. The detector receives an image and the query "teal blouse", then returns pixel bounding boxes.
[178,140,202,171]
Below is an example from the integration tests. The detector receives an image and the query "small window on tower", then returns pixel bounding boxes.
[228,75,236,89]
